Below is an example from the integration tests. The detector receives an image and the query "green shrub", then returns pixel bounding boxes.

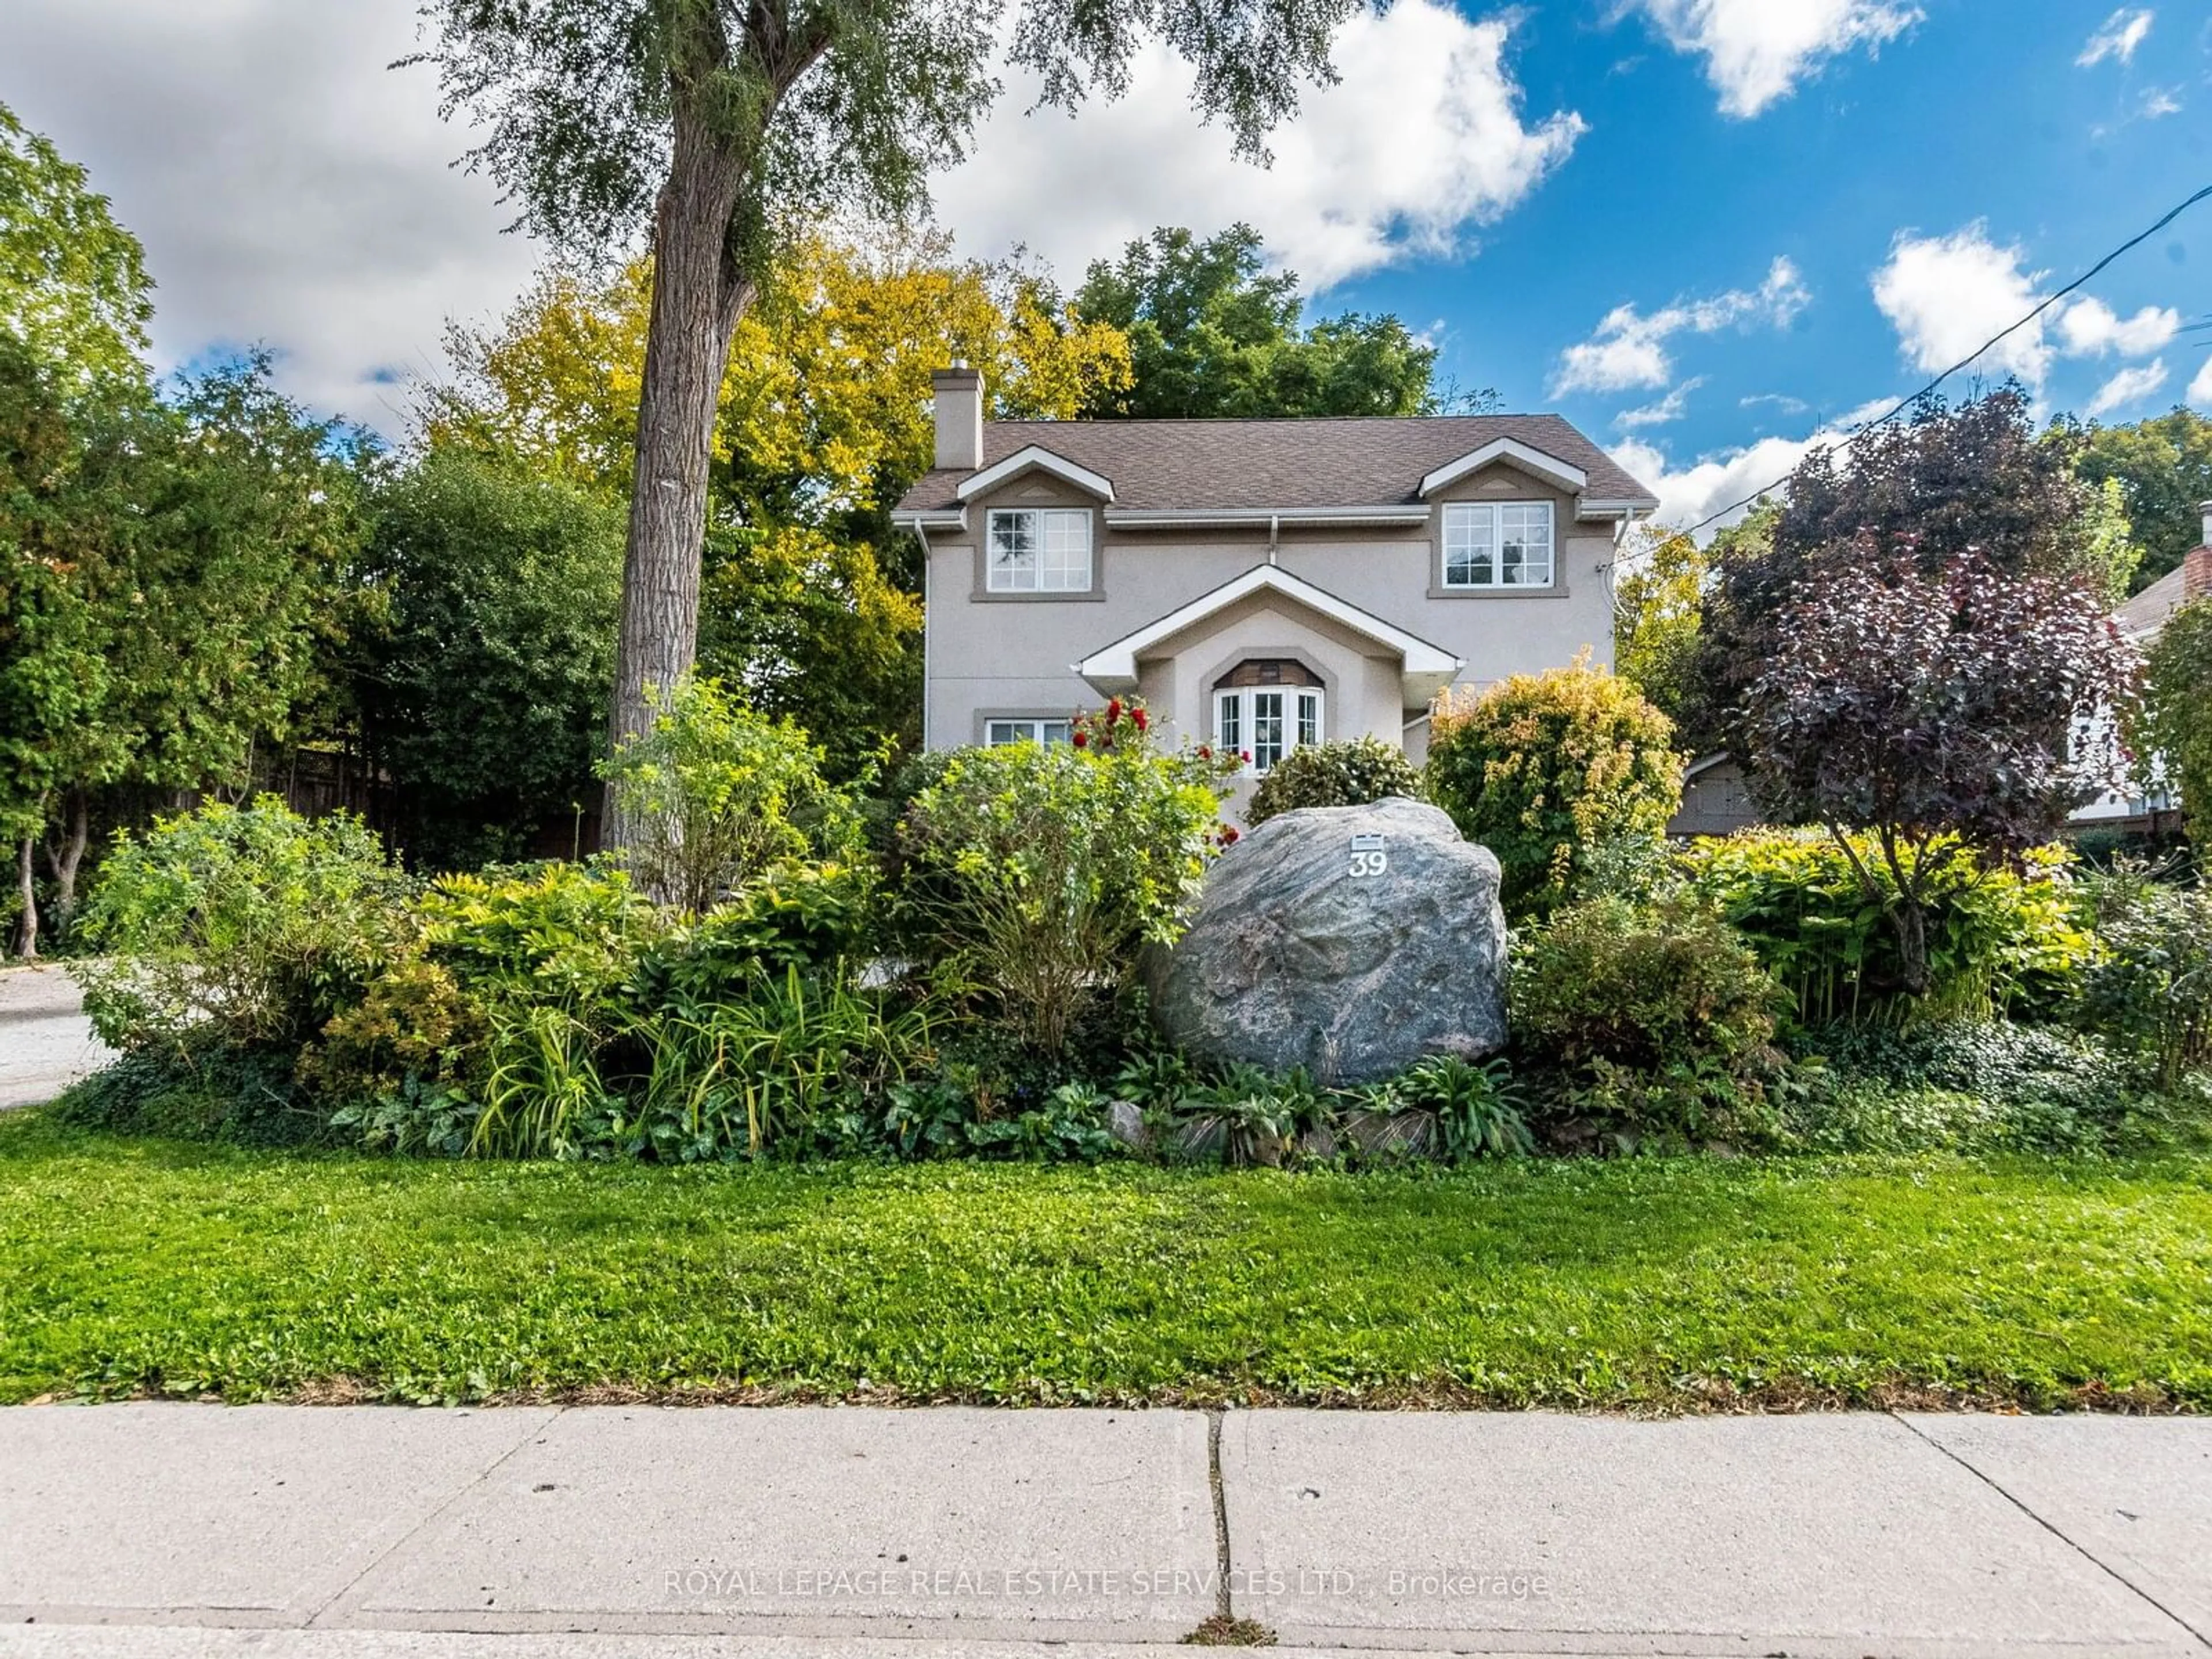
[2071,862,2212,1090]
[1788,1020,2149,1153]
[301,956,488,1107]
[55,1043,332,1147]
[1425,657,1683,917]
[1246,737,1423,826]
[419,861,657,1009]
[1679,830,2091,1026]
[474,1003,612,1159]
[602,676,861,914]
[899,699,1236,1053]
[1509,895,1785,1143]
[631,861,874,1009]
[74,799,411,1054]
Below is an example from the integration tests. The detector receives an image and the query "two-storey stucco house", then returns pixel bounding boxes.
[892,366,1660,797]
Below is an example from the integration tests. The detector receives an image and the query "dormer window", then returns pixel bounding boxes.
[987,508,1093,593]
[1441,501,1554,588]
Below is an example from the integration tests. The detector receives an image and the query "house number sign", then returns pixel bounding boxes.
[1349,834,1388,878]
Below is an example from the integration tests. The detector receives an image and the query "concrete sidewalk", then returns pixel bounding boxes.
[0,1406,2206,1657]
[0,965,112,1108]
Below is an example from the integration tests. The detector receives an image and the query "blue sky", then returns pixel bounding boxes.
[1310,1,2211,519]
[10,0,2210,526]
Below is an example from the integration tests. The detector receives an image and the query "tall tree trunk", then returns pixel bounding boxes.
[603,105,757,851]
[41,790,89,944]
[13,836,37,963]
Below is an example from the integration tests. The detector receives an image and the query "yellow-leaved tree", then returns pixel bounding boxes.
[422,229,1130,770]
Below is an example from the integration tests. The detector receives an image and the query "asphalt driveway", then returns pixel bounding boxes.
[0,964,115,1108]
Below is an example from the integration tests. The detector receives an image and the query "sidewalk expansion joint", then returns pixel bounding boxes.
[1890,1411,2211,1652]
[1207,1409,1232,1620]
[301,1404,570,1631]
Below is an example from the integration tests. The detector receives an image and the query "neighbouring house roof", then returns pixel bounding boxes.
[893,414,1658,519]
[2116,563,2191,639]
[1074,563,1464,706]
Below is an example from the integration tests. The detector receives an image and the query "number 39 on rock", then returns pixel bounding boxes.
[1349,834,1388,878]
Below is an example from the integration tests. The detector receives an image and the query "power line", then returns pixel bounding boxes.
[1642,182,2212,550]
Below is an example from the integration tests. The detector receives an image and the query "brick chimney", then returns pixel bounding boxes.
[931,364,983,472]
[2188,501,2212,604]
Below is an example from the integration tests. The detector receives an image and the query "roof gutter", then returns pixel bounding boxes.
[1103,506,1431,530]
[891,508,967,533]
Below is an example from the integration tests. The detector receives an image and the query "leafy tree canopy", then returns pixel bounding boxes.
[2134,597,2212,846]
[2075,407,2212,592]
[1740,549,2138,994]
[426,229,1127,518]
[0,103,153,387]
[2,342,358,952]
[351,448,628,869]
[698,521,921,778]
[1611,523,1707,737]
[1073,224,1475,419]
[1701,389,2126,760]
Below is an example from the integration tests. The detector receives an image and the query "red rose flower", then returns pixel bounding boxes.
[1221,825,1241,844]
[1132,707,1149,731]
[1071,730,1089,748]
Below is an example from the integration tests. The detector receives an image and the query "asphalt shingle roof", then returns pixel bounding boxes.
[894,414,1658,514]
[2116,564,2190,638]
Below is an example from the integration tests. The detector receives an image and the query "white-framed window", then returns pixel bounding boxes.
[987,508,1093,593]
[1214,687,1323,774]
[1441,501,1554,589]
[984,717,1074,747]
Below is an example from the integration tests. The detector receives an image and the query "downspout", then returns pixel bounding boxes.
[1605,509,1640,669]
[1268,513,1279,566]
[914,523,933,750]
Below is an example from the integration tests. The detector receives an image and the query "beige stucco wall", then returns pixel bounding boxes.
[922,457,1619,753]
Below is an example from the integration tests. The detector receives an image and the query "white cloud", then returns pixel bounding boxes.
[1627,0,1921,118]
[1872,224,2187,397]
[1552,257,1809,395]
[2190,357,2212,409]
[2141,87,2184,118]
[1615,432,1823,536]
[2078,8,2155,66]
[6,0,546,431]
[2058,296,2181,357]
[2085,359,2170,417]
[1872,225,2055,385]
[1616,378,1704,429]
[1616,399,1900,536]
[7,0,1582,433]
[934,1,1584,289]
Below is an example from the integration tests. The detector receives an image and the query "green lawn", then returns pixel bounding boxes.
[2,1109,2207,1410]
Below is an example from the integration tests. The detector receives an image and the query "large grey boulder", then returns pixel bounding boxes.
[1150,796,1508,1085]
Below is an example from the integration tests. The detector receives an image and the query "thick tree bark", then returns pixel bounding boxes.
[13,836,37,963]
[602,104,758,851]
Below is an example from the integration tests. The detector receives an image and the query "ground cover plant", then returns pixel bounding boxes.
[3,1109,2207,1411]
